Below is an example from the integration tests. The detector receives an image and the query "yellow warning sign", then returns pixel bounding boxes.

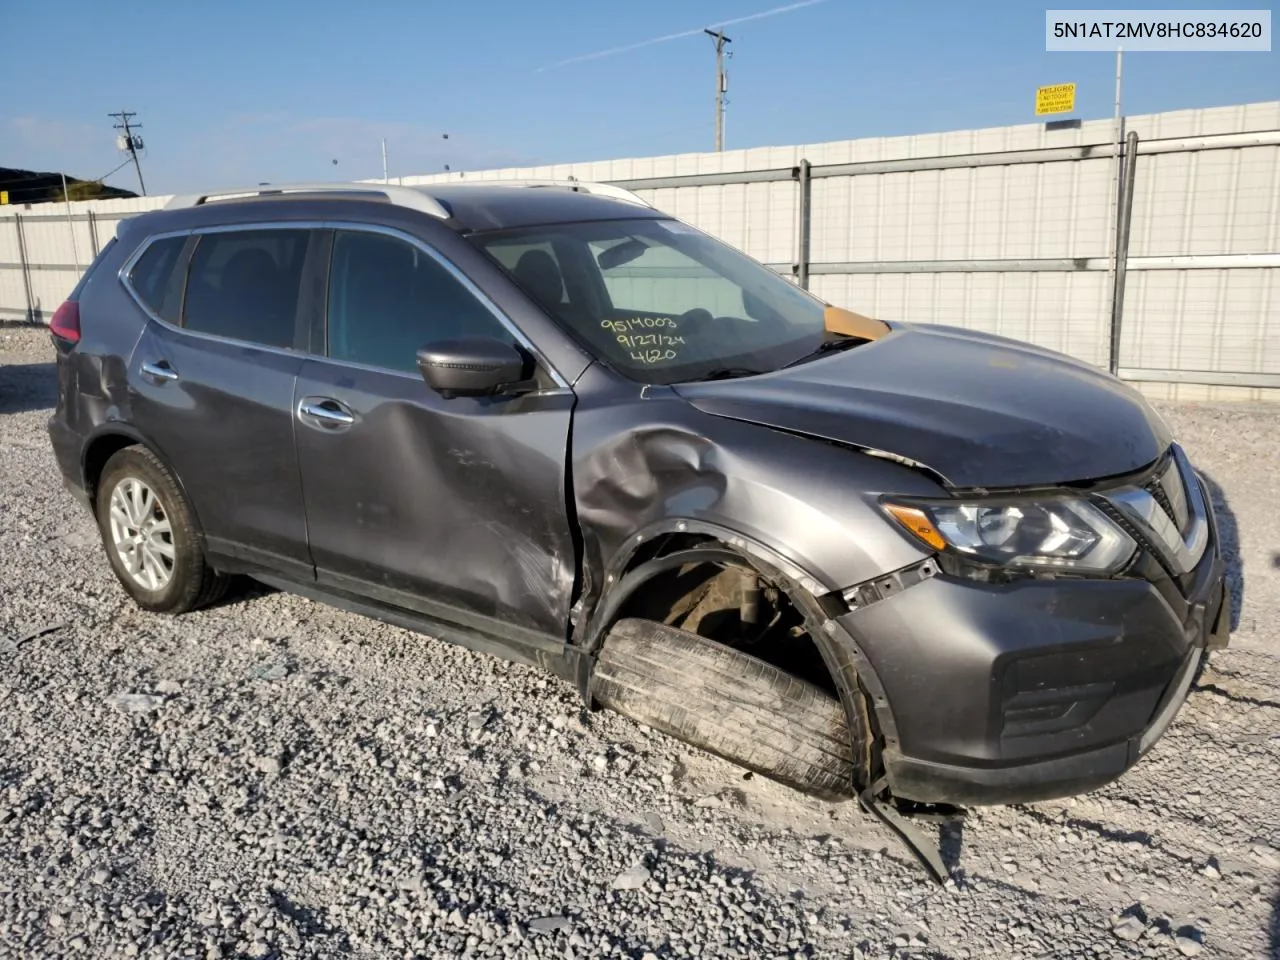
[1036,83,1076,116]
[0,191,8,205]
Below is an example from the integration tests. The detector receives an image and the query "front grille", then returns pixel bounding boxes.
[1144,458,1191,532]
[1145,478,1177,525]
[1098,445,1208,579]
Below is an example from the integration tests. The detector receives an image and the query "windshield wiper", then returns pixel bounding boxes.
[691,366,767,382]
[781,336,865,369]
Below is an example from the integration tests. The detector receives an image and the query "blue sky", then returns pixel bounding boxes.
[4,0,1277,195]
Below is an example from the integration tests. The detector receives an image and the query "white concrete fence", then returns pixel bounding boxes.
[3,101,1278,400]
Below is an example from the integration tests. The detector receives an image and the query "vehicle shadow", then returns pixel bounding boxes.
[203,575,280,611]
[939,817,965,876]
[1199,470,1243,631]
[0,361,57,415]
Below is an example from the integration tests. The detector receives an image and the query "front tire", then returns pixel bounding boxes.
[95,446,229,614]
[591,618,859,799]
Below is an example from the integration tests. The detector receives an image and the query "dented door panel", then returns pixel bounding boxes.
[293,359,578,636]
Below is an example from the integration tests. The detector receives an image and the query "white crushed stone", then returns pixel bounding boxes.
[2,324,1276,958]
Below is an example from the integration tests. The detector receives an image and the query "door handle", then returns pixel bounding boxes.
[140,359,179,383]
[297,397,356,427]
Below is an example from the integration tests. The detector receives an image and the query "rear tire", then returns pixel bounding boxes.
[95,446,229,614]
[591,618,858,799]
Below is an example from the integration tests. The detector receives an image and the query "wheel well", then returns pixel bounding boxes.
[83,434,139,505]
[614,535,839,698]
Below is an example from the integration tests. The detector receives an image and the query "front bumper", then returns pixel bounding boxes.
[837,481,1228,807]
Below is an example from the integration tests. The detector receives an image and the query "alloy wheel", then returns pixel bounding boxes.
[107,477,175,591]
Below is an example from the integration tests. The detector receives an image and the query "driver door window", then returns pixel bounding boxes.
[327,230,513,374]
[588,238,746,318]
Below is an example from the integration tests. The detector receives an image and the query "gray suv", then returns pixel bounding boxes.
[47,180,1229,829]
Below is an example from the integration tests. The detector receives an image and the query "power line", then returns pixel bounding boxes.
[108,110,148,196]
[91,156,138,186]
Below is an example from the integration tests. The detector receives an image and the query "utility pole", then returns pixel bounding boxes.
[704,29,731,152]
[1103,47,1124,371]
[108,110,147,196]
[381,138,389,183]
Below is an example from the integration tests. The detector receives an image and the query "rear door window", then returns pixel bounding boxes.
[182,229,309,349]
[126,236,187,323]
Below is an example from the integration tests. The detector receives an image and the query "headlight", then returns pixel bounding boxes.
[883,498,1136,574]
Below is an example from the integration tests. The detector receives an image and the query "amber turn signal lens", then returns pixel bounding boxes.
[884,504,947,552]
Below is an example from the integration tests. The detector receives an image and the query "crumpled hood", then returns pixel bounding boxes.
[673,322,1173,489]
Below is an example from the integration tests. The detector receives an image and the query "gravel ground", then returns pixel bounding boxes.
[2,322,1278,960]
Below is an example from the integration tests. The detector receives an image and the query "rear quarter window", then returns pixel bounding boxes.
[126,236,188,323]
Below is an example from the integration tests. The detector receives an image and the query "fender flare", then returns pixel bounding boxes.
[599,517,831,596]
[79,422,213,553]
[80,419,153,496]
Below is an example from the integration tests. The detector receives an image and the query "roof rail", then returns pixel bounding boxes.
[477,179,651,207]
[164,182,452,220]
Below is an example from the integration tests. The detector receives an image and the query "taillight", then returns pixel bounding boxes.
[49,300,81,345]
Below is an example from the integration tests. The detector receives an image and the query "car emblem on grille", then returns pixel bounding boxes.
[1099,445,1209,576]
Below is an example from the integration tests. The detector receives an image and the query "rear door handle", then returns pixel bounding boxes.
[140,359,179,383]
[297,397,356,428]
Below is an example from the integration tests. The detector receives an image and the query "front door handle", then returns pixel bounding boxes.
[297,397,356,428]
[140,359,179,383]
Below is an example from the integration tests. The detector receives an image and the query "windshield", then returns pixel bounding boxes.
[471,218,833,384]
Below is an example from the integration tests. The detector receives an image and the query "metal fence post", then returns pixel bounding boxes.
[1108,131,1140,376]
[14,213,37,324]
[796,159,812,290]
[88,210,101,257]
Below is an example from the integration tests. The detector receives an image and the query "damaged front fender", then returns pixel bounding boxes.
[567,366,945,639]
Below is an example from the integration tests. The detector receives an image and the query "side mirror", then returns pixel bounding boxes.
[416,337,532,399]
